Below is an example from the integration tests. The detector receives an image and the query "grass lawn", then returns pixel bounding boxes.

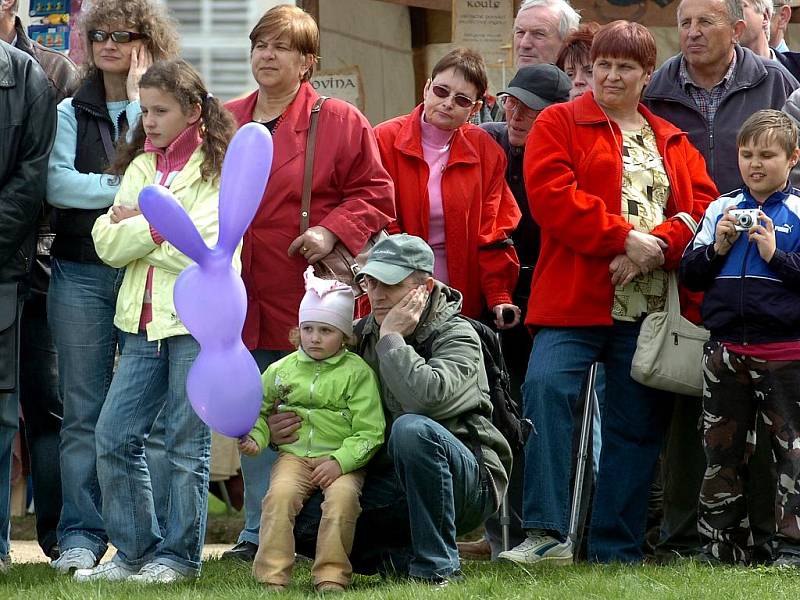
[2,558,800,600]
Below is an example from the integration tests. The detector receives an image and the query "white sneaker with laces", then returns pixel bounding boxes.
[129,562,187,584]
[498,531,573,565]
[50,547,97,573]
[73,561,138,582]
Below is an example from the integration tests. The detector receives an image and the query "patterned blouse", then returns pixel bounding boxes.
[612,123,671,321]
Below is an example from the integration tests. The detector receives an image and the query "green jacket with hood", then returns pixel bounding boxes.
[249,348,385,475]
[357,281,512,508]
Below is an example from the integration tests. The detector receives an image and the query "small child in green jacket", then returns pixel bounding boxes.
[238,267,384,593]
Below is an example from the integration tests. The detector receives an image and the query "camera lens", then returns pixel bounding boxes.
[738,214,752,228]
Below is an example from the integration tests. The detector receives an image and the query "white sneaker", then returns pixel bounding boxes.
[129,562,188,584]
[50,547,97,573]
[74,561,138,582]
[498,531,573,565]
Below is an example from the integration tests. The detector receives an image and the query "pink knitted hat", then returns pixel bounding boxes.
[298,267,355,336]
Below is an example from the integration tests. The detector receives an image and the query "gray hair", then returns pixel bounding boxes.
[518,0,581,40]
[723,0,746,22]
[747,0,773,23]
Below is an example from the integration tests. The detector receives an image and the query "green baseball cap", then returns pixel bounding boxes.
[356,234,434,285]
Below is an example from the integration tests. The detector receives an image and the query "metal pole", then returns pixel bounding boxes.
[568,363,597,546]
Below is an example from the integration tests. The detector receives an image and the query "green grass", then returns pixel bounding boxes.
[3,559,800,600]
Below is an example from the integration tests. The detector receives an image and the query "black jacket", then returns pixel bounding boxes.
[0,40,56,287]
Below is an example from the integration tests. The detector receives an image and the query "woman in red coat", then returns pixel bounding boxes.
[222,4,394,562]
[374,48,521,327]
[498,21,718,566]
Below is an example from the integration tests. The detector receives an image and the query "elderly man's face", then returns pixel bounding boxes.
[739,0,769,50]
[513,5,563,67]
[678,0,743,72]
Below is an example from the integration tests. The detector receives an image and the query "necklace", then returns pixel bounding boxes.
[253,110,285,135]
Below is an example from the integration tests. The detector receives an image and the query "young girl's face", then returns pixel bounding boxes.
[299,321,344,361]
[140,86,201,149]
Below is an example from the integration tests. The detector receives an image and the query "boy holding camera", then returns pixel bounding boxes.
[681,109,800,566]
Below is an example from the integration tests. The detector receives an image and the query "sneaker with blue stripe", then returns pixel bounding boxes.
[498,531,573,565]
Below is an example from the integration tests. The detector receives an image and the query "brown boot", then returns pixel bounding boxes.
[457,537,491,560]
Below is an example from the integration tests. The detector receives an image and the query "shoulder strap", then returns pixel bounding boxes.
[97,119,116,164]
[673,211,698,234]
[300,96,328,234]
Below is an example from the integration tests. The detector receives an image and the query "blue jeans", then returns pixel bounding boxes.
[0,390,18,561]
[95,332,210,576]
[521,322,670,563]
[236,349,286,546]
[388,414,495,579]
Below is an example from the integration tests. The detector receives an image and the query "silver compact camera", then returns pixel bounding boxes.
[730,208,760,232]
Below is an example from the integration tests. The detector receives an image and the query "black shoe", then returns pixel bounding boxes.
[410,570,464,588]
[221,540,258,562]
[46,545,60,561]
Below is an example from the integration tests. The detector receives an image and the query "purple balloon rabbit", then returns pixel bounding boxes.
[139,123,273,437]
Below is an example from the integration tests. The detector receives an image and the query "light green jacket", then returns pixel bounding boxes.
[250,349,385,474]
[91,149,238,340]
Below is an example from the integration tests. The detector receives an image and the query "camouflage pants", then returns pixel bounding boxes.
[698,341,800,564]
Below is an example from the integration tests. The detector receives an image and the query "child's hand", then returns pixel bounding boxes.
[110,205,142,224]
[713,206,741,256]
[311,458,342,489]
[238,435,260,456]
[749,210,777,263]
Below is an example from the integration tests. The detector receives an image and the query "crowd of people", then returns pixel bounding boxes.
[4,0,800,590]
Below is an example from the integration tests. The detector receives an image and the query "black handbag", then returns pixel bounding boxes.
[0,282,20,393]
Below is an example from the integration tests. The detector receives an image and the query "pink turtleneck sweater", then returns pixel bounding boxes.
[420,112,454,284]
[139,123,202,330]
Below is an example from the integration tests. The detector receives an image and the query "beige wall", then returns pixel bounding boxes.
[318,0,416,124]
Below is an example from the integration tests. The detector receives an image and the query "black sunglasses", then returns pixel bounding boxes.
[430,83,479,109]
[89,30,148,44]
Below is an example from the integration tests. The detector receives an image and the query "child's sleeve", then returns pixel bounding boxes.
[330,361,385,474]
[91,160,159,268]
[247,364,279,450]
[768,250,800,291]
[680,199,730,292]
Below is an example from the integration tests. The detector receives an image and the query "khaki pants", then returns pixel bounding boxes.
[252,453,365,587]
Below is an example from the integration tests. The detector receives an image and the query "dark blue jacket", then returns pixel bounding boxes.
[681,186,800,343]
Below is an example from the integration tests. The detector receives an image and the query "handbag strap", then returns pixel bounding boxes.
[300,96,328,234]
[663,212,696,316]
[672,211,698,234]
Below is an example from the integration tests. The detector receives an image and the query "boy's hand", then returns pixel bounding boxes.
[713,206,741,256]
[749,210,777,263]
[311,459,342,489]
[238,435,260,456]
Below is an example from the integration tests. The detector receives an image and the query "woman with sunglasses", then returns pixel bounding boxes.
[374,48,521,327]
[46,0,178,573]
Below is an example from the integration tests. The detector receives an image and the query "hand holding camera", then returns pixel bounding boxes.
[748,210,776,262]
[715,207,776,261]
[714,206,743,256]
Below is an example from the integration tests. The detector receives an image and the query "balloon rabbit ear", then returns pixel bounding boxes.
[216,123,274,255]
[139,184,210,266]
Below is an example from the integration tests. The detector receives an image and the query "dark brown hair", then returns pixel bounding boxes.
[79,0,179,84]
[431,48,488,100]
[109,59,237,182]
[737,109,799,157]
[590,20,657,72]
[249,4,319,82]
[556,22,601,72]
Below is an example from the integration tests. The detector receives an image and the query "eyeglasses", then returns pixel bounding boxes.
[89,30,148,44]
[430,83,480,109]
[501,95,538,120]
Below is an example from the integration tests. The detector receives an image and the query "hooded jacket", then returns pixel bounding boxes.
[356,282,512,509]
[644,45,797,196]
[0,40,55,286]
[249,349,385,475]
[681,186,800,344]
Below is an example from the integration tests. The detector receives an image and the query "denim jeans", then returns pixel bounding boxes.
[236,349,285,546]
[388,414,495,579]
[95,332,210,576]
[19,295,62,556]
[48,259,168,557]
[0,296,22,560]
[521,322,670,563]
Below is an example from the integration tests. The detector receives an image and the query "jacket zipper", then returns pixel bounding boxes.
[739,242,753,345]
[306,364,321,456]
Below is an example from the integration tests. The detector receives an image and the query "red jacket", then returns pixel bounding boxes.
[226,83,395,350]
[374,104,520,318]
[524,91,718,327]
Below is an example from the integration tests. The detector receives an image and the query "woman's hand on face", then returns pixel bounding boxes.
[109,205,142,224]
[126,44,154,102]
[288,226,339,264]
[749,210,777,263]
[624,230,667,274]
[492,303,521,330]
[609,254,641,286]
[266,410,301,446]
[713,206,741,257]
